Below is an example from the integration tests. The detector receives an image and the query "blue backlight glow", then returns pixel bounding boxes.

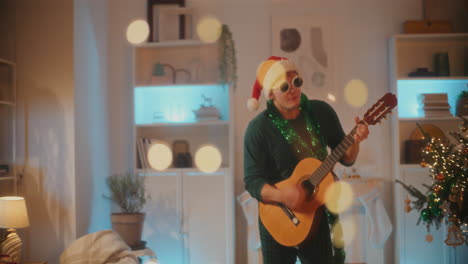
[397,79,467,118]
[135,84,229,124]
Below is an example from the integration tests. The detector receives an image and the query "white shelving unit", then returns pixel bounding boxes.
[389,34,468,264]
[132,41,234,264]
[0,58,17,195]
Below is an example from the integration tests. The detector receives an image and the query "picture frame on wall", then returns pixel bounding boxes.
[271,16,336,102]
[147,0,186,42]
[154,6,195,42]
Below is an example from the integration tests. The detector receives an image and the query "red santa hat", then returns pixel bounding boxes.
[247,56,299,111]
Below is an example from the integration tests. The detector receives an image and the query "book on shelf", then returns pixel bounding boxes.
[423,105,451,110]
[424,110,453,117]
[137,138,150,169]
[418,93,448,101]
[422,102,451,107]
[137,137,173,169]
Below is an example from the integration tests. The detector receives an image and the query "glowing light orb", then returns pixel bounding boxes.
[195,144,222,173]
[324,181,354,214]
[196,16,222,43]
[344,79,368,108]
[126,20,149,44]
[331,217,357,248]
[147,142,173,171]
[331,221,345,248]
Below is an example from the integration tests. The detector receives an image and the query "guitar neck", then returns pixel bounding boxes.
[308,125,358,185]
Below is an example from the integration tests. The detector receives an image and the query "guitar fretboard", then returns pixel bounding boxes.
[305,125,359,186]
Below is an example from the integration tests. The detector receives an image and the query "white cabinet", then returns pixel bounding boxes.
[389,34,468,264]
[0,58,16,195]
[133,41,234,264]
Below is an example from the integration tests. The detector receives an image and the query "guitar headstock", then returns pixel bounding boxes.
[363,93,398,126]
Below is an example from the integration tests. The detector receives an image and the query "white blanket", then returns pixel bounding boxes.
[60,230,139,264]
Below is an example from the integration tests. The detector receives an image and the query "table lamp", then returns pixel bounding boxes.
[0,196,30,263]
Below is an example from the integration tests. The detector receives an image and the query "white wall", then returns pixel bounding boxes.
[14,0,75,263]
[107,1,146,173]
[74,0,112,237]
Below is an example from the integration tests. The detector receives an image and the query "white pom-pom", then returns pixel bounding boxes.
[247,98,259,111]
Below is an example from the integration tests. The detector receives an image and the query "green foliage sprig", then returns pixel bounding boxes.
[105,172,150,213]
[218,24,237,89]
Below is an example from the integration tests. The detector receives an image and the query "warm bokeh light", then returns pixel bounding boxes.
[344,79,368,108]
[324,181,354,214]
[327,93,336,102]
[126,19,149,44]
[339,214,356,246]
[194,144,222,173]
[331,217,357,248]
[147,142,173,171]
[331,221,345,248]
[196,16,222,43]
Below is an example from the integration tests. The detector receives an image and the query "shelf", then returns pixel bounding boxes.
[0,100,15,106]
[135,40,216,48]
[398,77,468,81]
[0,58,14,65]
[399,116,467,122]
[136,167,229,176]
[399,164,430,171]
[0,176,15,181]
[135,83,225,88]
[393,33,468,40]
[136,120,229,127]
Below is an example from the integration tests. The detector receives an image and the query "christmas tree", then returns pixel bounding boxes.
[397,116,467,246]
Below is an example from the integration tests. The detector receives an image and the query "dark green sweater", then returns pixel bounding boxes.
[244,99,350,202]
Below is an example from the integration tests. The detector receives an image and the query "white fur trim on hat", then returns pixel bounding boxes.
[247,98,259,111]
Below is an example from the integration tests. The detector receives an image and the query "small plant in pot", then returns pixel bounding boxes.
[105,172,150,250]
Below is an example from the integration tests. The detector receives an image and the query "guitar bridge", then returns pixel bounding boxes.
[279,203,300,226]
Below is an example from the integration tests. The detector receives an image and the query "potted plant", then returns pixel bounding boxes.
[105,172,150,249]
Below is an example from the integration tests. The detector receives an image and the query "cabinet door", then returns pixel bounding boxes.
[143,170,229,264]
[183,171,227,264]
[143,172,185,264]
[398,168,447,264]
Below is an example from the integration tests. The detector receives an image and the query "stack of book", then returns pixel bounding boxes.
[137,137,157,170]
[419,93,452,118]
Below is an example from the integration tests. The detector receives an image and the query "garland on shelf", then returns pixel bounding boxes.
[397,116,468,247]
[218,24,237,90]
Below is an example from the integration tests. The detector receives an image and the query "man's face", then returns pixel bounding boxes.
[270,71,303,112]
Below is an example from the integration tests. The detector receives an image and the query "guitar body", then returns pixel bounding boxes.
[259,157,335,247]
[257,92,398,247]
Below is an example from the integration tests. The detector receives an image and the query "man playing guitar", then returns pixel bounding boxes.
[244,56,370,264]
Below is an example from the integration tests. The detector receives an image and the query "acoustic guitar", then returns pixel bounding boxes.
[259,92,398,246]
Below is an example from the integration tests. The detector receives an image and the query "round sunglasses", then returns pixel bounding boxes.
[279,76,303,93]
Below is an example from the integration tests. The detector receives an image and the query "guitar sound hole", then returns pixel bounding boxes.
[302,181,316,201]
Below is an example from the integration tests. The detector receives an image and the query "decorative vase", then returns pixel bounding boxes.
[111,212,145,249]
[0,230,22,263]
